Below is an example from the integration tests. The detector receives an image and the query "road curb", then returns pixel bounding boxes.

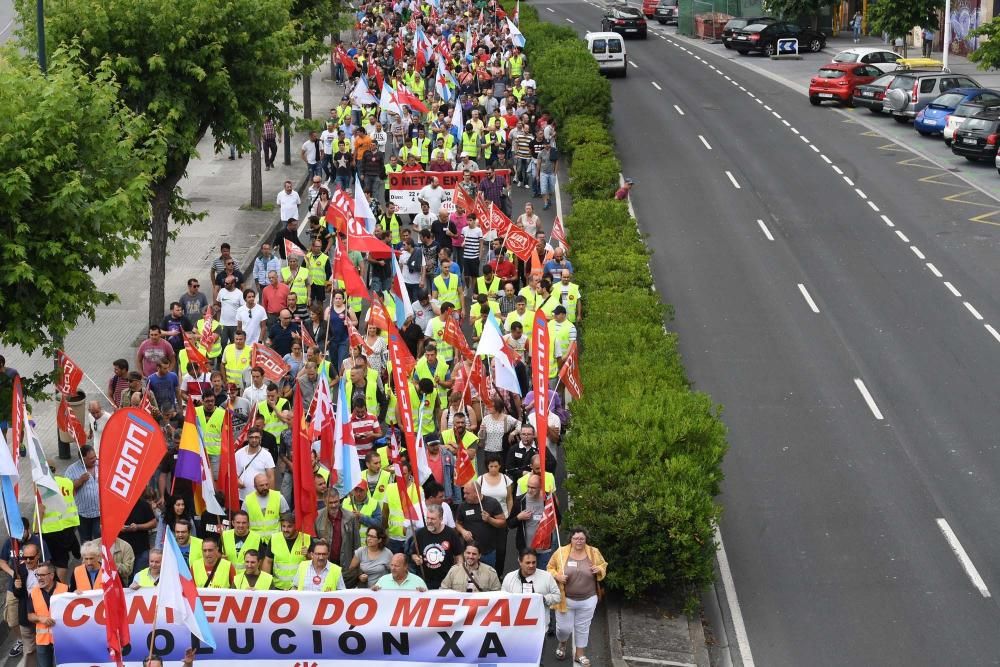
[604,598,630,667]
[234,170,311,282]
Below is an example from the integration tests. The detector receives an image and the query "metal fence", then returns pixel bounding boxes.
[678,0,741,38]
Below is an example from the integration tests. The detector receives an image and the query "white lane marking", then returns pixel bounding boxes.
[565,17,574,23]
[714,526,757,667]
[945,282,962,297]
[546,6,555,11]
[698,135,712,150]
[764,104,773,111]
[673,104,685,115]
[820,154,832,164]
[757,219,774,241]
[629,60,639,68]
[855,188,868,200]
[910,246,925,260]
[986,324,1000,343]
[724,74,732,81]
[746,91,755,97]
[936,518,992,598]
[651,81,662,90]
[965,302,984,320]
[843,176,854,186]
[854,378,884,420]
[790,127,800,134]
[895,230,910,243]
[755,98,763,104]
[725,171,741,189]
[926,262,942,277]
[739,85,747,91]
[659,34,667,39]
[772,111,782,119]
[881,215,895,228]
[799,135,810,143]
[832,165,844,175]
[810,145,821,153]
[798,284,820,313]
[868,201,880,211]
[782,119,791,127]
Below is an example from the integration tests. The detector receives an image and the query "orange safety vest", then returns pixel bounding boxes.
[73,564,103,591]
[31,583,68,645]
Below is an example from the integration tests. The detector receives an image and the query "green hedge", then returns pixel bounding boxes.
[504,0,727,612]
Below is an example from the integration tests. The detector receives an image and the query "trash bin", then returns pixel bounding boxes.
[57,390,87,459]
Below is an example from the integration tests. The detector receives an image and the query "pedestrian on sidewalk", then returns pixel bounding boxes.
[851,11,863,43]
[301,130,323,180]
[922,27,935,57]
[262,116,279,171]
[549,528,608,667]
[276,180,301,225]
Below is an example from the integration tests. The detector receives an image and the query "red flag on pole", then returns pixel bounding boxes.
[486,201,513,237]
[183,332,210,375]
[334,244,371,298]
[55,350,84,396]
[396,87,429,113]
[299,323,317,350]
[443,316,475,360]
[56,396,86,449]
[337,47,357,76]
[138,389,154,415]
[346,215,394,254]
[531,309,550,476]
[558,341,583,399]
[551,215,570,250]
[454,441,476,487]
[347,317,375,355]
[395,474,421,522]
[250,343,291,384]
[366,295,393,332]
[284,237,306,259]
[217,411,240,512]
[454,184,475,213]
[98,408,168,665]
[530,493,558,550]
[325,187,354,233]
[292,384,317,536]
[504,224,537,262]
[10,376,23,471]
[528,249,544,282]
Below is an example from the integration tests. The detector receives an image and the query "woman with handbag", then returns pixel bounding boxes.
[547,527,608,666]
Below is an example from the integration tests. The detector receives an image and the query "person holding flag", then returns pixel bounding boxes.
[508,472,559,570]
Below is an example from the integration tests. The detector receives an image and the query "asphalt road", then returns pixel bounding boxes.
[541,1,1000,664]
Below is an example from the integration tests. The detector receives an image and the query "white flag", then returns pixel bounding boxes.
[24,409,65,512]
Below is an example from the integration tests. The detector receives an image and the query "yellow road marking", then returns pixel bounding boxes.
[969,210,1000,226]
[918,172,964,187]
[944,190,999,208]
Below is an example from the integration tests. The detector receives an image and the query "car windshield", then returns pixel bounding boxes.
[952,103,982,117]
[745,24,768,32]
[619,7,642,16]
[817,68,846,79]
[962,117,993,131]
[725,19,747,29]
[659,0,678,6]
[868,74,895,87]
[888,76,915,90]
[930,93,966,109]
[834,52,860,63]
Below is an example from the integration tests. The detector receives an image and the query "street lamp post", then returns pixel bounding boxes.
[283,98,291,166]
[942,0,951,71]
[36,0,46,73]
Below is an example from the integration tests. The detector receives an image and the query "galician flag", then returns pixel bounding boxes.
[506,17,526,48]
[160,529,217,648]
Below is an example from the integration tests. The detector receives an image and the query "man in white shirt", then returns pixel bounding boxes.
[86,401,111,454]
[411,200,436,233]
[500,549,560,605]
[276,180,301,223]
[292,539,346,591]
[217,277,246,350]
[236,290,268,344]
[301,130,323,180]
[417,177,446,216]
[319,122,337,182]
[242,368,268,406]
[235,429,276,501]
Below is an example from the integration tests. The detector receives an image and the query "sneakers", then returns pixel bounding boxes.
[9,639,23,657]
[543,201,550,210]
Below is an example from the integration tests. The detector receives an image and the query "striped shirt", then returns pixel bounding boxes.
[262,119,277,141]
[65,460,100,518]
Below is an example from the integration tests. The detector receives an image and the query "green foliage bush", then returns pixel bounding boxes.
[503,0,728,611]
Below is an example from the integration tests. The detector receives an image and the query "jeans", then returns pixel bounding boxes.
[323,155,335,181]
[307,162,323,180]
[36,644,54,667]
[363,175,382,196]
[540,171,556,195]
[335,175,351,193]
[480,550,497,568]
[264,138,278,168]
[853,26,861,41]
[923,39,933,57]
[78,516,101,542]
[220,324,236,351]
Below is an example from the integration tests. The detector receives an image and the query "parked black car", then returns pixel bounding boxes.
[601,5,648,39]
[731,22,826,56]
[951,109,1000,162]
[852,73,897,112]
[722,17,776,49]
[653,0,679,25]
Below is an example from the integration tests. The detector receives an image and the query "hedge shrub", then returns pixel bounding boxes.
[503,0,728,612]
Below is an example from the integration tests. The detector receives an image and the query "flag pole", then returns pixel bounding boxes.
[148,554,164,661]
[410,407,430,582]
[79,369,116,407]
[32,489,46,562]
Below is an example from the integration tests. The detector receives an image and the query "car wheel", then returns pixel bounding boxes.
[724,42,732,49]
[917,130,931,135]
[893,115,910,124]
[764,42,775,56]
[657,19,666,24]
[809,38,823,53]
[737,49,749,55]
[640,30,648,39]
[845,97,855,108]
[809,96,821,106]
[869,107,881,114]
[965,156,978,162]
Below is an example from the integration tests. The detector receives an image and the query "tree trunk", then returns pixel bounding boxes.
[250,124,263,210]
[148,184,172,324]
[329,35,335,79]
[303,54,312,119]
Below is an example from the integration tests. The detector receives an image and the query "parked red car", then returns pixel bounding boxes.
[809,62,883,106]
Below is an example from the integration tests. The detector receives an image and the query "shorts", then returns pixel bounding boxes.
[5,591,18,628]
[540,171,556,195]
[462,258,481,277]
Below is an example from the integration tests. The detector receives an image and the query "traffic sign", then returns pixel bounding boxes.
[777,38,799,55]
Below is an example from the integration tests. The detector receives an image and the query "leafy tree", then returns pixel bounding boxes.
[16,0,301,323]
[0,46,161,396]
[294,0,341,119]
[867,0,944,57]
[762,0,836,29]
[970,17,1000,71]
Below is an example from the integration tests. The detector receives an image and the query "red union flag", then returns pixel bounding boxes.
[558,341,583,400]
[10,376,24,455]
[531,309,550,475]
[487,203,513,237]
[251,343,291,383]
[325,187,354,233]
[453,184,474,213]
[183,332,210,375]
[55,350,84,396]
[284,237,306,259]
[505,223,537,262]
[530,493,558,550]
[346,215,393,254]
[443,316,474,360]
[551,215,570,250]
[57,396,87,447]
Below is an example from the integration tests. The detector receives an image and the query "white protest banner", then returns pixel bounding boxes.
[52,588,546,667]
[388,170,510,214]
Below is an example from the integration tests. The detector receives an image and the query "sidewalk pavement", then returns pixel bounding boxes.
[607,595,711,667]
[2,66,342,490]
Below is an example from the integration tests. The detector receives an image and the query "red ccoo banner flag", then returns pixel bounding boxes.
[558,341,583,400]
[55,350,84,396]
[251,343,291,384]
[531,309,550,476]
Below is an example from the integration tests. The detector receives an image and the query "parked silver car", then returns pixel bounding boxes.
[883,71,981,122]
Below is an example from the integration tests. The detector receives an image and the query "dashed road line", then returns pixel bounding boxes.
[725,171,741,189]
[798,284,820,313]
[926,262,942,277]
[895,230,910,243]
[629,60,639,68]
[854,378,884,420]
[820,154,832,164]
[673,104,685,115]
[868,201,880,211]
[881,215,895,228]
[945,282,962,298]
[651,81,662,90]
[546,6,555,11]
[964,302,984,321]
[565,17,574,23]
[986,324,1000,343]
[698,135,712,150]
[937,518,992,598]
[832,165,844,175]
[855,188,868,200]
[843,176,855,186]
[910,246,925,260]
[757,219,774,241]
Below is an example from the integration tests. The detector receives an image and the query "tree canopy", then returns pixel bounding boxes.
[867,0,944,56]
[16,0,302,322]
[970,17,1000,71]
[0,46,162,394]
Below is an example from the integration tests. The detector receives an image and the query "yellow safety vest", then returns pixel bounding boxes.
[383,214,401,245]
[410,137,432,163]
[557,282,581,322]
[196,319,223,358]
[462,131,480,158]
[476,275,501,301]
[518,286,542,310]
[134,568,157,588]
[364,469,393,507]
[222,344,252,386]
[509,54,524,78]
[345,368,380,415]
[234,570,274,590]
[195,405,226,456]
[268,531,312,590]
[244,491,283,538]
[385,481,421,540]
[192,558,233,588]
[295,561,343,591]
[343,494,381,540]
[484,131,505,160]
[433,273,461,308]
[414,356,449,411]
[505,309,535,336]
[442,428,479,471]
[257,398,290,439]
[41,476,78,533]
[470,300,500,321]
[221,529,264,573]
[305,252,329,288]
[281,266,309,303]
[548,320,573,378]
[186,536,204,564]
[539,292,561,318]
[517,471,556,495]
[384,163,402,190]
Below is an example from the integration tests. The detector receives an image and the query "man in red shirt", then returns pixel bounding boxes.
[261,270,290,329]
[488,242,517,284]
[349,397,382,462]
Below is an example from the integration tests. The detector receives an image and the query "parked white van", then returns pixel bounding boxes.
[587,32,627,77]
